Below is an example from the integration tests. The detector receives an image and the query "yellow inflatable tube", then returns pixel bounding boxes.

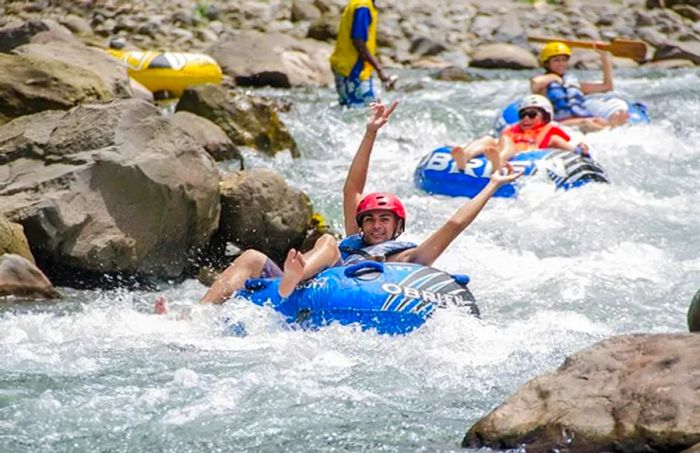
[108,49,223,97]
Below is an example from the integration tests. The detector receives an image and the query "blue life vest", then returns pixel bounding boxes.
[338,234,417,265]
[546,73,593,121]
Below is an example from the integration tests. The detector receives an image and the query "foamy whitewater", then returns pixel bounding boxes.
[1,68,699,452]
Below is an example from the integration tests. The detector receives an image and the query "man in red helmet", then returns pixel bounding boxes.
[155,101,521,313]
[337,101,522,268]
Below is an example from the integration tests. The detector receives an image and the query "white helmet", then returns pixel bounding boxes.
[519,95,553,122]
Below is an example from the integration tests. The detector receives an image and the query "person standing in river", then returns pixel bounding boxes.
[155,101,521,314]
[329,0,396,107]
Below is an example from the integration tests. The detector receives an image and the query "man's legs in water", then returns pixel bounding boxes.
[154,249,271,314]
[154,234,340,313]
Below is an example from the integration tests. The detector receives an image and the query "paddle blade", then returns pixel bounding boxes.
[609,39,648,62]
[527,36,648,62]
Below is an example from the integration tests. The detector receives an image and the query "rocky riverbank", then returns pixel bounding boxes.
[3,0,700,80]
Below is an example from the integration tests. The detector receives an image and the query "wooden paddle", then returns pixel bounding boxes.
[528,35,648,62]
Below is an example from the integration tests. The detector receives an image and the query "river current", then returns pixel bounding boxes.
[1,68,699,452]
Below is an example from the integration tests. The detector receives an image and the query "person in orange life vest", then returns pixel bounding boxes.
[450,95,590,172]
[530,41,629,133]
[154,101,522,314]
[329,0,396,107]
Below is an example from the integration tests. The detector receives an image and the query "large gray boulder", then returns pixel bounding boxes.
[13,40,133,98]
[171,111,242,163]
[217,169,313,264]
[0,254,60,299]
[470,43,539,69]
[207,30,333,88]
[464,334,700,452]
[176,84,298,158]
[0,52,113,125]
[0,99,220,279]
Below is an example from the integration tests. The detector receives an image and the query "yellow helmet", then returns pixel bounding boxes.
[539,42,571,65]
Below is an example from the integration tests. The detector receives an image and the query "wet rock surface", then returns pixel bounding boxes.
[217,169,313,265]
[176,84,298,158]
[0,254,60,300]
[464,334,700,453]
[0,99,220,281]
[0,52,113,125]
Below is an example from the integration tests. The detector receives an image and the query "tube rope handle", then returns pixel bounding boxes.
[344,260,385,277]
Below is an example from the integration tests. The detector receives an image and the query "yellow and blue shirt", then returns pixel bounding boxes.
[329,0,378,81]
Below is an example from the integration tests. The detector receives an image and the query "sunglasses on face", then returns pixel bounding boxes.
[519,109,541,119]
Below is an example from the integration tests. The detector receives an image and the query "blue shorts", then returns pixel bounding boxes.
[260,258,283,279]
[334,72,376,108]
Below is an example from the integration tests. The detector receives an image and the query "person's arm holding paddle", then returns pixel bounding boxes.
[580,46,614,94]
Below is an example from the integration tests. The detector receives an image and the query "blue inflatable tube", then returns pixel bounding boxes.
[493,94,649,135]
[234,261,478,335]
[414,146,608,198]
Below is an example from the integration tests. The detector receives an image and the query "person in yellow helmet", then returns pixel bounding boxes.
[329,0,395,107]
[530,41,629,132]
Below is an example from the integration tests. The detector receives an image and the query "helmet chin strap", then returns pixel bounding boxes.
[392,219,404,239]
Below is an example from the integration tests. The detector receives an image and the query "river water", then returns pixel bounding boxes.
[1,68,699,452]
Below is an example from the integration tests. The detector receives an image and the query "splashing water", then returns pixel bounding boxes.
[1,68,699,452]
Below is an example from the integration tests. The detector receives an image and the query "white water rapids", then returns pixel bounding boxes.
[1,68,699,452]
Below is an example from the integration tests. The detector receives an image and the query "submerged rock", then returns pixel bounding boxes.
[176,84,298,158]
[464,334,700,452]
[0,253,60,299]
[433,66,481,82]
[0,99,220,281]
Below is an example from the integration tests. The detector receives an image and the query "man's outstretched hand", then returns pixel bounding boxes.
[366,100,399,133]
[490,162,523,185]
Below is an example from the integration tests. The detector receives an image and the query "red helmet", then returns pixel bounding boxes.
[355,192,406,230]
